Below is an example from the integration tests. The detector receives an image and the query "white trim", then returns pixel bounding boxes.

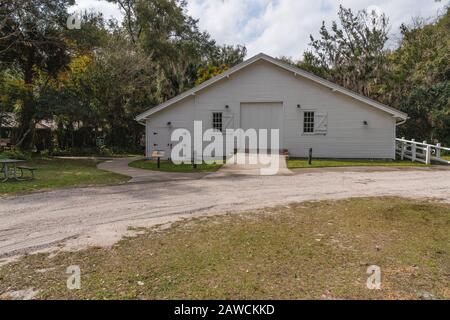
[136,53,408,121]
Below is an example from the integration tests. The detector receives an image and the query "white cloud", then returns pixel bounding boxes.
[72,0,123,23]
[187,0,448,59]
[187,0,272,44]
[74,0,448,59]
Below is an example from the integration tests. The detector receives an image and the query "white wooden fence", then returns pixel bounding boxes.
[396,138,450,165]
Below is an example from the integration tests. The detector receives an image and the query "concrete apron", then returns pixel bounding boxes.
[214,153,292,176]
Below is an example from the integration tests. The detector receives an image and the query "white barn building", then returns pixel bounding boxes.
[136,53,408,160]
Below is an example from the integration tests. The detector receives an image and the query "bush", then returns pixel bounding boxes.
[49,147,100,157]
[48,146,143,157]
[0,149,32,161]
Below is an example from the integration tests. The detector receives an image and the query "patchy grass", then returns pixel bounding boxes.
[129,159,222,173]
[287,158,427,169]
[0,197,449,300]
[0,157,129,196]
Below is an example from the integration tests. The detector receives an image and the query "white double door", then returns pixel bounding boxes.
[239,102,283,153]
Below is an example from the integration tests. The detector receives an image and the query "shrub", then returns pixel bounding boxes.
[49,146,143,157]
[0,149,32,161]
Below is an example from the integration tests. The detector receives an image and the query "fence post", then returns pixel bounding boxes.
[423,141,428,160]
[425,145,431,165]
[411,139,416,162]
[192,150,197,169]
[401,137,405,160]
[436,143,441,159]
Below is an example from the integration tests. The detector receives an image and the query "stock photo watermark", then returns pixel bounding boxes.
[170,121,281,175]
[66,265,81,290]
[67,12,81,30]
[366,265,381,290]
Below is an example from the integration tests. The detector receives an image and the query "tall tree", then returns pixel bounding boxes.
[1,0,247,152]
[301,4,449,144]
[304,5,390,100]
[109,0,246,99]
[195,45,247,85]
[0,0,74,147]
[392,7,450,143]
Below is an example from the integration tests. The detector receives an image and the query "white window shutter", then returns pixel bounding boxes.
[223,114,233,129]
[314,112,328,135]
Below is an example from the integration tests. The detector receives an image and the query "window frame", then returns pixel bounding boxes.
[303,111,315,134]
[212,112,223,132]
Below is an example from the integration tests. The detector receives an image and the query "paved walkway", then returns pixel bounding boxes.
[97,154,292,182]
[209,153,291,177]
[97,157,208,183]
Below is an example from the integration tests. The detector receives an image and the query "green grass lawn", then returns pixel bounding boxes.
[0,157,129,196]
[129,159,222,173]
[1,197,448,300]
[288,158,427,169]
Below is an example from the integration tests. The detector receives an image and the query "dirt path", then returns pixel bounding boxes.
[1,168,450,259]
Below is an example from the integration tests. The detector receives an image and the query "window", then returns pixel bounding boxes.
[303,111,315,133]
[212,112,223,132]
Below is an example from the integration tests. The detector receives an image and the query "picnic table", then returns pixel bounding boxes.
[0,159,25,182]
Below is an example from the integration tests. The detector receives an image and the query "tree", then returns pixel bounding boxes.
[392,7,450,143]
[399,82,450,143]
[108,0,246,99]
[195,64,229,85]
[304,5,390,100]
[195,45,247,85]
[0,0,74,148]
[1,0,246,152]
[0,69,24,139]
[301,4,449,144]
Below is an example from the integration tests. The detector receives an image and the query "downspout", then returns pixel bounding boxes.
[136,117,147,157]
[394,117,408,160]
[395,118,407,126]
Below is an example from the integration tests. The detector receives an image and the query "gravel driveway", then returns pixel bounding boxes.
[1,168,450,259]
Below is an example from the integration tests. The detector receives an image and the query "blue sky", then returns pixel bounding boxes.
[74,0,448,59]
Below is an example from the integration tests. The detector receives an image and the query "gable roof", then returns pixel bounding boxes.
[136,53,408,122]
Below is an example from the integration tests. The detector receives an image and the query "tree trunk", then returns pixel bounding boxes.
[17,47,36,150]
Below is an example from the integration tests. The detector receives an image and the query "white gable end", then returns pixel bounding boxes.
[137,53,407,122]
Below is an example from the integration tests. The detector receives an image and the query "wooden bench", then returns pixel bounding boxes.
[17,166,37,180]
